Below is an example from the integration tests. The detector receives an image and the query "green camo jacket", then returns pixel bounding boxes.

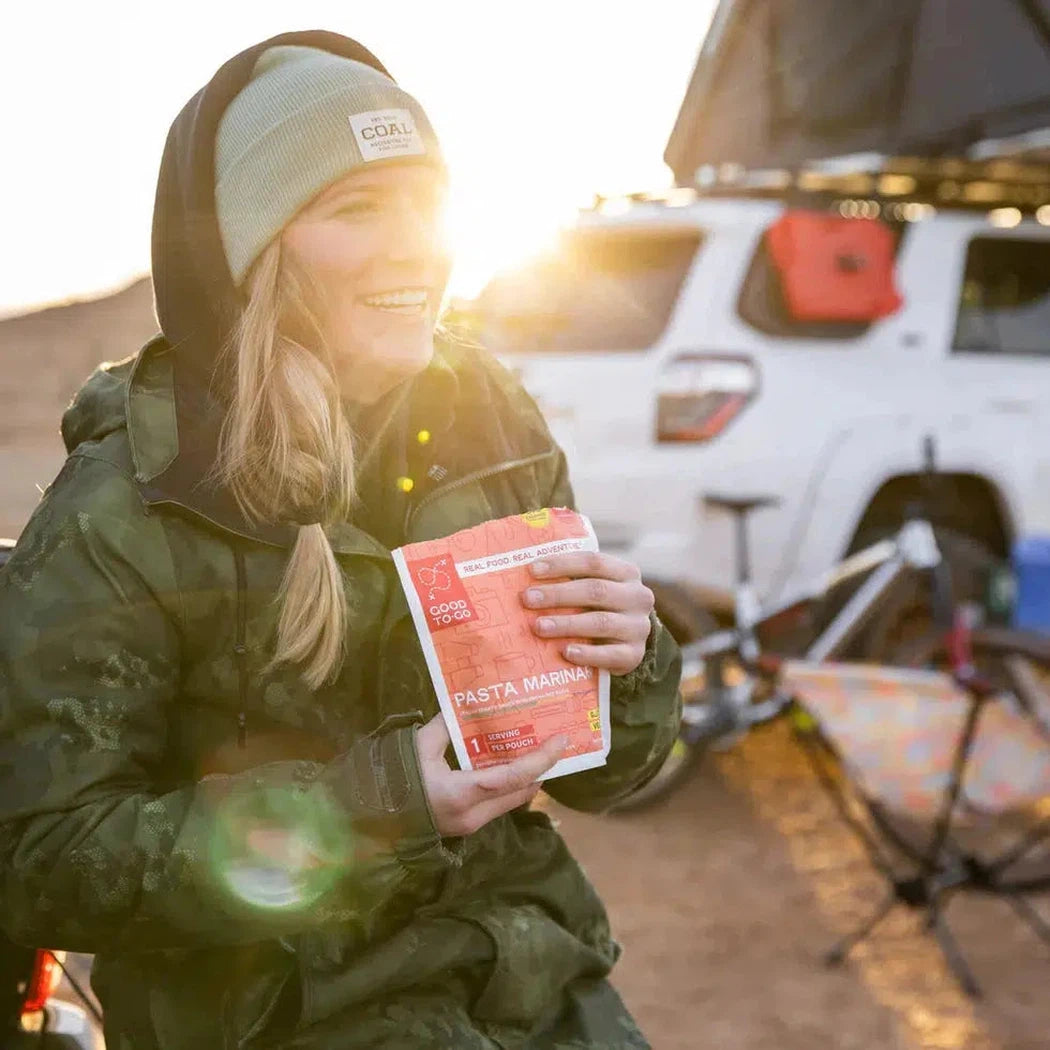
[0,334,681,1050]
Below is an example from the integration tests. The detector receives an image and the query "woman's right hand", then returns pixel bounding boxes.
[416,714,568,837]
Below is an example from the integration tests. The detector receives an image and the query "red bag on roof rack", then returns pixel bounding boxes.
[765,210,903,322]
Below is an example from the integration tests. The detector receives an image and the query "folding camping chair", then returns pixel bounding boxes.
[781,656,1050,997]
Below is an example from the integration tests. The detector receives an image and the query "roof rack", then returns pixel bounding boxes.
[588,141,1050,219]
[695,149,1050,213]
[966,126,1050,164]
[588,187,699,209]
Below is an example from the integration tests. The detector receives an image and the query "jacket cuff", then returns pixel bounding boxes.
[612,611,666,703]
[322,714,462,876]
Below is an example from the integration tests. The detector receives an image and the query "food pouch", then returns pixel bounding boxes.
[392,508,610,779]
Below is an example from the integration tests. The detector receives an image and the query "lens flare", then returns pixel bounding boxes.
[209,783,352,913]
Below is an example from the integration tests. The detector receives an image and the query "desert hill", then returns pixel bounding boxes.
[0,277,157,537]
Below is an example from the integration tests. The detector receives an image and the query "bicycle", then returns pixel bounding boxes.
[606,440,1050,994]
[611,437,1002,812]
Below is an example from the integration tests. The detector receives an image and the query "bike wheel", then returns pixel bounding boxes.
[606,734,705,814]
[606,646,743,813]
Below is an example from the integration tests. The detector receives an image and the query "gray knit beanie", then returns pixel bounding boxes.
[215,45,444,284]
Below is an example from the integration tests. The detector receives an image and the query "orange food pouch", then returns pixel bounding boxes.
[392,508,610,779]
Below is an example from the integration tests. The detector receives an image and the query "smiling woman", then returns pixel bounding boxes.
[207,44,454,688]
[0,27,681,1050]
[280,164,452,405]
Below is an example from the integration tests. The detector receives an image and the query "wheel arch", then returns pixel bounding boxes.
[846,471,1014,557]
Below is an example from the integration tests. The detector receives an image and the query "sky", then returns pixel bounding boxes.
[0,1,716,318]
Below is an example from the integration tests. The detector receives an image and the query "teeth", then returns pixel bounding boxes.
[362,288,428,308]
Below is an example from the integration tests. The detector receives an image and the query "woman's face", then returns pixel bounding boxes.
[281,161,451,404]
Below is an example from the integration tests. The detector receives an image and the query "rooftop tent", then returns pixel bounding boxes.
[666,0,1050,183]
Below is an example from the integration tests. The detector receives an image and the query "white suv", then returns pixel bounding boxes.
[473,169,1050,640]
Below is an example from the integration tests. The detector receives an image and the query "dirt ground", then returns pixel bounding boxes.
[6,287,1050,1049]
[548,726,1050,1050]
[58,742,1050,1050]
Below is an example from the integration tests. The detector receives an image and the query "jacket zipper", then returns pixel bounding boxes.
[233,548,249,749]
[382,448,558,705]
[404,450,556,537]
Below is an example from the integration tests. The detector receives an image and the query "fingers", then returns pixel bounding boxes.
[533,609,651,643]
[435,778,546,838]
[472,733,568,796]
[529,551,641,583]
[432,734,568,836]
[416,712,451,758]
[523,577,655,614]
[467,785,545,830]
[563,641,644,676]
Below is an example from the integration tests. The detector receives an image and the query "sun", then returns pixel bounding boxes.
[443,180,583,302]
[438,135,674,305]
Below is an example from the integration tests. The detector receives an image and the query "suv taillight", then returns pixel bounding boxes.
[21,950,63,1015]
[656,353,758,443]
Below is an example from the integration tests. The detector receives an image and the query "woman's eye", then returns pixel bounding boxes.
[336,200,379,219]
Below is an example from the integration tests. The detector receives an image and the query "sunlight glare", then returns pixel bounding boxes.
[0,1,715,316]
[445,184,582,300]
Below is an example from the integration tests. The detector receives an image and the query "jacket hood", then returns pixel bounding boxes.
[152,29,391,392]
[144,31,397,540]
[60,354,140,455]
[57,332,465,553]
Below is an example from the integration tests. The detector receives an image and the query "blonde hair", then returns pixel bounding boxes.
[213,238,355,689]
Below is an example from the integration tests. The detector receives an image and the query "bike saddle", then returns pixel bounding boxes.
[702,494,781,516]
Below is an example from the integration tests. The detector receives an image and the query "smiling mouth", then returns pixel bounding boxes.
[360,287,430,315]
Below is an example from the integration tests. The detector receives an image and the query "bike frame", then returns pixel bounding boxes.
[681,516,944,731]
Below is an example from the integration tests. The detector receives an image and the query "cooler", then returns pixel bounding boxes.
[1012,535,1050,634]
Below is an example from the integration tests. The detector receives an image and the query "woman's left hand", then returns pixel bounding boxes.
[521,552,654,676]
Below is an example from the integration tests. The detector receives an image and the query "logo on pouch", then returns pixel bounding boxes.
[416,558,452,601]
[408,553,477,632]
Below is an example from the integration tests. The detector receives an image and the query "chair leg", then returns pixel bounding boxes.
[987,815,1050,880]
[792,725,897,882]
[824,888,898,967]
[927,897,981,999]
[1005,892,1050,952]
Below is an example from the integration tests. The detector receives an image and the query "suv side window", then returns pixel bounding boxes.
[476,230,702,353]
[954,237,1050,357]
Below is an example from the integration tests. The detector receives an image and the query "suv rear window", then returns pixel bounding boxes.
[475,229,701,353]
[954,237,1050,357]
